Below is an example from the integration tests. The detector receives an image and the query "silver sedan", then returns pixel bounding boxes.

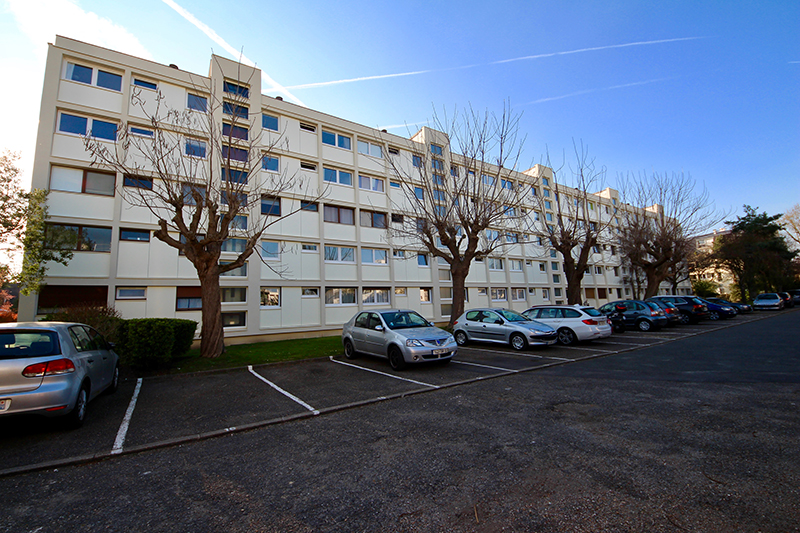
[0,322,119,427]
[342,309,457,370]
[452,308,558,351]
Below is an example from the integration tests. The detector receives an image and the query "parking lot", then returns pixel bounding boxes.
[0,310,782,475]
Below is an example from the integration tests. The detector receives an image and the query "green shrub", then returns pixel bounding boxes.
[171,319,199,356]
[44,305,125,345]
[118,318,197,370]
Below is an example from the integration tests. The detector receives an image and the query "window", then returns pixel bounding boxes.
[439,269,451,280]
[260,287,280,307]
[395,287,407,296]
[433,189,447,203]
[116,287,146,300]
[544,200,552,210]
[300,162,317,171]
[223,102,249,119]
[550,250,557,258]
[185,139,206,158]
[222,311,246,327]
[390,181,400,188]
[130,126,153,137]
[262,155,279,172]
[592,245,600,253]
[65,63,92,84]
[595,266,603,274]
[510,259,523,271]
[391,214,404,224]
[359,175,384,192]
[358,140,383,158]
[491,288,507,301]
[120,228,150,242]
[220,261,247,277]
[221,288,247,303]
[45,224,111,252]
[322,130,351,149]
[325,287,356,305]
[417,254,429,266]
[301,243,318,252]
[440,287,453,300]
[414,187,424,200]
[430,143,443,156]
[392,249,406,258]
[324,246,355,262]
[363,288,390,305]
[65,63,122,91]
[545,212,553,222]
[542,288,550,300]
[361,248,387,265]
[261,241,279,260]
[187,94,208,112]
[323,167,352,186]
[133,78,157,90]
[488,258,504,270]
[302,288,319,298]
[299,123,317,133]
[554,288,562,297]
[58,113,117,141]
[360,210,387,228]
[542,177,550,186]
[223,81,250,98]
[222,145,248,162]
[501,179,514,190]
[505,232,519,243]
[432,174,445,186]
[543,189,550,198]
[412,155,423,168]
[450,166,459,177]
[50,166,115,196]
[176,287,202,310]
[482,174,496,186]
[223,123,248,140]
[261,196,281,216]
[262,114,279,131]
[420,288,432,302]
[123,175,153,189]
[431,158,444,171]
[553,274,561,283]
[512,288,526,301]
[181,185,206,206]
[388,147,400,156]
[323,205,354,225]
[551,262,559,271]
[528,288,536,296]
[301,201,318,212]
[221,191,247,207]
[539,262,547,272]
[221,238,247,253]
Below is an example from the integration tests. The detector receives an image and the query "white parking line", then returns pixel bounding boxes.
[111,378,142,455]
[460,346,553,358]
[248,366,320,415]
[518,353,573,361]
[329,357,439,388]
[554,345,613,352]
[452,360,519,372]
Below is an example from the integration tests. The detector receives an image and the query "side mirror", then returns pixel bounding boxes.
[374,325,384,332]
[428,321,435,327]
[495,319,504,325]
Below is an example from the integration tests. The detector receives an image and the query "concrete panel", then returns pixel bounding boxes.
[117,241,151,278]
[46,253,110,278]
[48,191,115,221]
[58,80,123,112]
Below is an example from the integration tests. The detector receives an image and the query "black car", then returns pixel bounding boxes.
[706,297,752,314]
[598,300,668,331]
[648,295,709,324]
[788,289,800,306]
[777,292,795,309]
[645,298,682,326]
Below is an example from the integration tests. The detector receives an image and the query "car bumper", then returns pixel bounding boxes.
[579,326,613,341]
[403,343,458,363]
[528,332,558,346]
[0,376,80,418]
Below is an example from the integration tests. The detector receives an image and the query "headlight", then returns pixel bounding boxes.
[447,335,455,344]
[405,339,424,347]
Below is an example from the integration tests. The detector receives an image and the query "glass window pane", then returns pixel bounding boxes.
[260,287,280,307]
[370,144,382,158]
[50,166,83,193]
[361,249,374,263]
[324,246,338,261]
[322,131,336,145]
[373,213,386,228]
[359,175,371,189]
[187,94,207,112]
[262,114,279,131]
[59,114,87,135]
[337,135,351,150]
[323,205,338,223]
[324,168,337,182]
[340,248,354,262]
[90,119,117,140]
[360,210,373,227]
[84,171,115,196]
[81,226,112,252]
[66,63,92,84]
[372,179,384,192]
[338,171,352,186]
[133,79,157,90]
[221,288,246,302]
[341,288,356,304]
[358,140,369,155]
[120,229,150,241]
[339,208,354,225]
[262,156,279,172]
[261,241,279,259]
[96,70,122,91]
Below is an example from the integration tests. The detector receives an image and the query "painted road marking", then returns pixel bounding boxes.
[248,366,320,415]
[451,360,519,372]
[329,357,439,388]
[111,378,142,455]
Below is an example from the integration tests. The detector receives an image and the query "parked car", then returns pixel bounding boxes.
[777,292,795,309]
[597,300,668,331]
[645,298,682,326]
[0,322,119,428]
[695,297,737,320]
[752,293,784,310]
[521,305,612,345]
[342,309,456,370]
[648,295,709,324]
[787,289,800,306]
[706,297,752,314]
[452,308,557,351]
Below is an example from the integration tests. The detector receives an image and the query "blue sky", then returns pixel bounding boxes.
[1,0,798,221]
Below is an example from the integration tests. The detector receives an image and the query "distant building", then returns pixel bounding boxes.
[691,228,734,295]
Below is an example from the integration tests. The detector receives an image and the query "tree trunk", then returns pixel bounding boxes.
[199,268,225,358]
[643,268,662,298]
[449,262,469,326]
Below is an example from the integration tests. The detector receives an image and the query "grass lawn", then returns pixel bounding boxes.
[156,335,344,375]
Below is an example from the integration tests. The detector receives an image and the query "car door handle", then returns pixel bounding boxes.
[87,359,94,363]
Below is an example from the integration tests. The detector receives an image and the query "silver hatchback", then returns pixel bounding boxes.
[0,322,119,428]
[452,308,558,351]
[342,309,457,370]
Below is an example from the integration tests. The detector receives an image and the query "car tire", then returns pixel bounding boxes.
[105,364,119,395]
[708,311,720,320]
[67,383,89,429]
[343,339,357,360]
[509,333,527,351]
[557,328,577,346]
[637,319,652,332]
[678,313,691,325]
[388,346,407,371]
[454,331,468,346]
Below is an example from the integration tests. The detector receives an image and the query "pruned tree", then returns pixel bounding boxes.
[529,142,616,304]
[781,203,800,250]
[385,104,528,324]
[84,62,323,358]
[618,171,724,298]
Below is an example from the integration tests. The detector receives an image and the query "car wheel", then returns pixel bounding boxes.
[678,313,691,325]
[105,364,119,395]
[343,339,357,360]
[388,346,407,371]
[509,333,527,351]
[557,328,577,346]
[67,383,89,429]
[454,331,468,346]
[708,311,720,320]
[637,319,652,332]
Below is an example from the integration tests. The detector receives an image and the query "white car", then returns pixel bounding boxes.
[522,305,612,345]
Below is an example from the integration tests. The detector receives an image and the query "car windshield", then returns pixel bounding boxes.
[582,308,603,317]
[497,309,528,322]
[380,311,431,330]
[756,294,777,300]
[0,330,61,359]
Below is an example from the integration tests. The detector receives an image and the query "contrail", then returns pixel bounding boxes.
[161,0,305,106]
[522,76,679,106]
[284,37,705,91]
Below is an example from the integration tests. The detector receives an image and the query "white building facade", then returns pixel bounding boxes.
[19,37,688,342]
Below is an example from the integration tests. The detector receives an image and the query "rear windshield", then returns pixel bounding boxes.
[0,330,62,359]
[582,308,602,317]
[688,297,705,305]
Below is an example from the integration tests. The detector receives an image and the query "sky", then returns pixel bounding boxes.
[1,0,798,223]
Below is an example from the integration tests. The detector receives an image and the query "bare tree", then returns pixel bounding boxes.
[85,63,322,358]
[529,142,617,304]
[618,171,724,298]
[781,203,800,250]
[385,104,528,324]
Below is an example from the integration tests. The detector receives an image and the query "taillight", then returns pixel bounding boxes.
[582,319,599,325]
[22,358,75,378]
[693,304,702,311]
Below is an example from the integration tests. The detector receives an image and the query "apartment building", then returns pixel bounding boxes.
[691,228,735,295]
[18,36,687,341]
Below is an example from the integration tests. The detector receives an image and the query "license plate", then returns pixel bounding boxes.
[0,399,9,412]
[432,348,449,356]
